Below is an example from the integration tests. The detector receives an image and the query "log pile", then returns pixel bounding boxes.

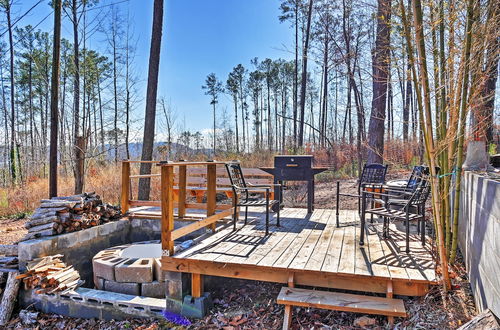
[17,255,82,294]
[0,257,18,273]
[22,192,122,241]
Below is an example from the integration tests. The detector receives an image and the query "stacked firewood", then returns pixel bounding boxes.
[17,255,82,294]
[22,192,122,241]
[0,257,18,273]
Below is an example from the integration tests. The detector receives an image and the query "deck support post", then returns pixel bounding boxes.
[191,273,203,298]
[386,281,394,325]
[178,164,187,218]
[161,166,175,256]
[121,161,131,214]
[207,163,217,232]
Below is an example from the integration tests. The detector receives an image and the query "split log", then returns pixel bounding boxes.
[27,222,59,233]
[39,202,77,209]
[21,229,57,241]
[0,271,21,325]
[0,245,17,256]
[25,216,58,229]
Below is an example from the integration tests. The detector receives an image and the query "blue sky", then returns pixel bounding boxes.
[10,0,294,136]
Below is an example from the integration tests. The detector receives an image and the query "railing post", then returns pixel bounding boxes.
[206,163,217,231]
[121,161,130,214]
[178,164,187,218]
[161,165,175,256]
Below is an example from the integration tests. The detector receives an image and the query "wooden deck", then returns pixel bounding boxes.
[161,208,437,297]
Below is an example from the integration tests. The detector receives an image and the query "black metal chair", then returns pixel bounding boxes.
[360,178,431,253]
[335,163,388,227]
[225,161,281,235]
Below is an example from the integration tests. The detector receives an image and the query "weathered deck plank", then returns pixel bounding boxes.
[162,208,437,297]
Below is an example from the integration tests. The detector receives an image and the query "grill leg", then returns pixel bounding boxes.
[336,182,340,228]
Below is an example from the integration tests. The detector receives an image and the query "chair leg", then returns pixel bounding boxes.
[360,193,366,246]
[336,181,340,228]
[370,198,374,223]
[405,213,410,253]
[233,205,237,231]
[266,194,270,235]
[244,207,248,225]
[421,216,426,246]
[277,203,280,227]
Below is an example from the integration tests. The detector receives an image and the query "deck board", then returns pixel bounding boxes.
[162,208,437,297]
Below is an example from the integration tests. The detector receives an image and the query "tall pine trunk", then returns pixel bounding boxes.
[49,0,62,197]
[367,0,391,164]
[138,0,164,200]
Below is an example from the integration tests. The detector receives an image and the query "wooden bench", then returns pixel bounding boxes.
[172,167,275,203]
[277,287,406,329]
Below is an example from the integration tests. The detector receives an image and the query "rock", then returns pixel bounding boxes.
[353,315,376,328]
[19,309,38,325]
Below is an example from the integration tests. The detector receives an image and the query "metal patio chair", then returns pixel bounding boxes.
[360,178,431,253]
[335,163,388,227]
[225,161,281,235]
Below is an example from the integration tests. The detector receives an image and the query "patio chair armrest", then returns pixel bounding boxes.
[383,187,414,196]
[338,193,361,198]
[247,183,281,188]
[360,190,404,199]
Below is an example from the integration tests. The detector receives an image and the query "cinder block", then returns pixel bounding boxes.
[98,221,120,236]
[78,226,99,242]
[141,281,166,298]
[181,294,212,318]
[153,258,166,282]
[115,258,153,283]
[104,279,140,296]
[93,274,105,290]
[56,231,80,249]
[18,237,55,263]
[92,256,125,281]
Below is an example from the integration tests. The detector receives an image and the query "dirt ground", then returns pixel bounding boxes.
[1,178,478,329]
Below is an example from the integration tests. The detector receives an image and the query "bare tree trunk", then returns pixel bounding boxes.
[367,0,391,164]
[3,1,16,183]
[49,0,62,198]
[298,0,314,147]
[72,0,84,194]
[293,0,299,149]
[138,0,164,201]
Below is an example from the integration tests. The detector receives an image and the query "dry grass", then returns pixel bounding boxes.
[0,141,420,217]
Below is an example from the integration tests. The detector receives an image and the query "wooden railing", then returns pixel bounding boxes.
[121,160,234,256]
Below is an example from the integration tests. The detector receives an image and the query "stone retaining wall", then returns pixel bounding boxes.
[18,218,162,286]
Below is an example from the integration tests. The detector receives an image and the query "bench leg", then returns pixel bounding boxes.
[386,281,394,326]
[282,305,292,330]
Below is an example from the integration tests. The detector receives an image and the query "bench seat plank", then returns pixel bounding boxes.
[276,287,406,317]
